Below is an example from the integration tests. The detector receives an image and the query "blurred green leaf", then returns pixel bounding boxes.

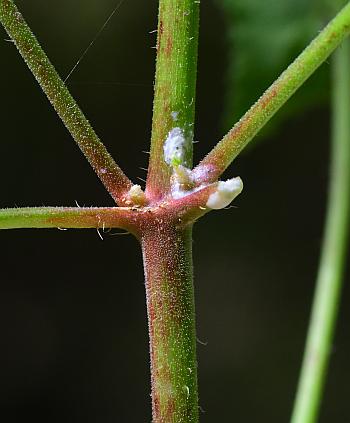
[218,0,336,138]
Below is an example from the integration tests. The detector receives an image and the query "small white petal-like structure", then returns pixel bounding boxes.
[128,184,146,205]
[206,177,243,210]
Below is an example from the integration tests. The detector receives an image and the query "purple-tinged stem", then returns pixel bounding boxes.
[0,0,132,205]
[0,207,138,233]
[141,224,198,423]
[146,0,200,201]
[193,1,350,185]
[143,1,201,417]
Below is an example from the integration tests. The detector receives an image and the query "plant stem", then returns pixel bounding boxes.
[146,0,199,200]
[143,1,201,420]
[0,0,132,205]
[0,207,136,232]
[290,38,350,423]
[194,1,350,184]
[141,224,198,423]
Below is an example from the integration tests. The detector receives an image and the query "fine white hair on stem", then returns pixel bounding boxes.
[96,227,104,241]
[196,337,208,346]
[110,231,131,236]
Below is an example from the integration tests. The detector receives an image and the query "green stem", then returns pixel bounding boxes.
[0,0,132,204]
[290,39,350,423]
[141,225,198,423]
[0,207,136,232]
[194,2,350,184]
[143,2,201,420]
[146,0,199,200]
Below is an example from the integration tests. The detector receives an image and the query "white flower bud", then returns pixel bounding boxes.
[206,177,243,209]
[127,184,146,205]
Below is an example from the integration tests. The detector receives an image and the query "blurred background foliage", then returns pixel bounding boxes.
[218,0,335,138]
[0,0,349,422]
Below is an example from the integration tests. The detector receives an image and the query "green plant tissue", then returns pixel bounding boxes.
[218,0,333,140]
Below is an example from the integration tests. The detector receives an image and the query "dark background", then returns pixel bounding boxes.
[0,1,349,422]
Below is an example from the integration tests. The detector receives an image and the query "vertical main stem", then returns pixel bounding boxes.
[144,2,200,417]
[141,224,198,423]
[146,0,200,200]
[290,38,350,423]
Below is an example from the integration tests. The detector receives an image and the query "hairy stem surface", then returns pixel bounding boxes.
[0,207,137,232]
[146,0,199,200]
[194,2,350,184]
[290,38,350,423]
[141,225,198,423]
[0,0,132,204]
[143,0,201,420]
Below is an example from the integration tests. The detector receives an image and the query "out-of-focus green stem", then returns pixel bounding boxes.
[194,2,350,184]
[0,0,132,204]
[146,0,199,200]
[290,39,350,423]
